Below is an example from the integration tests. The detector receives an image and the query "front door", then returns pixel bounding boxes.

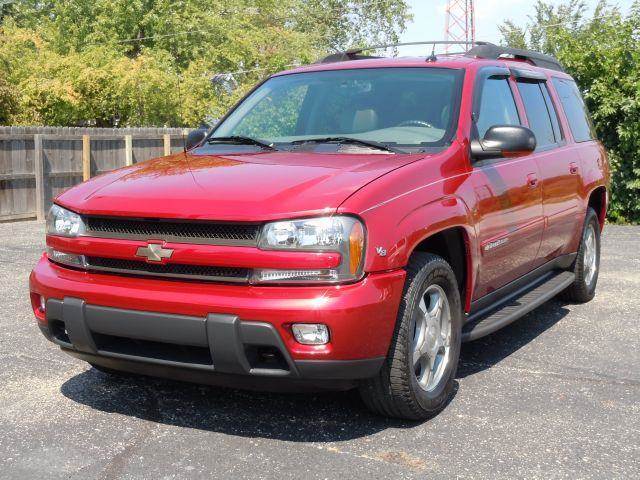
[470,70,544,300]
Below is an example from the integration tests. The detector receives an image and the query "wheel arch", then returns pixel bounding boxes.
[408,225,475,313]
[587,185,607,230]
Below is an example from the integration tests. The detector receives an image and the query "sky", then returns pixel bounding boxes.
[399,0,635,55]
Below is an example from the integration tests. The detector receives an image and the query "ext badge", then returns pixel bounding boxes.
[136,243,174,262]
[483,237,509,252]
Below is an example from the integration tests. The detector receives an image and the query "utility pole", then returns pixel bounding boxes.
[444,0,476,53]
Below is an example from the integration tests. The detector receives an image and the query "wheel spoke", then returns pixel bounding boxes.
[418,297,428,316]
[416,356,430,387]
[412,309,428,368]
[428,292,444,320]
[413,338,429,367]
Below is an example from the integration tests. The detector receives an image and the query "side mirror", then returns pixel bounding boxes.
[185,129,207,151]
[471,125,536,160]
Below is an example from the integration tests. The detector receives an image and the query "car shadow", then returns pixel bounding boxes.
[60,368,427,442]
[59,300,569,440]
[457,299,570,378]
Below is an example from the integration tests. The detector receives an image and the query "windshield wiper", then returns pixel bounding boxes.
[207,135,276,151]
[290,137,402,153]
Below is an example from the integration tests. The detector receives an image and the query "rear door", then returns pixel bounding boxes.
[470,68,544,300]
[513,71,583,262]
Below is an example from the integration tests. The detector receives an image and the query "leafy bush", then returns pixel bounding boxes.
[0,0,411,127]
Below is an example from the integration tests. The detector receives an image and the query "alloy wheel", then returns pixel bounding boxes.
[412,284,452,392]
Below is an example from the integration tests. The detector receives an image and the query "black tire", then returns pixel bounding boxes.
[359,253,462,420]
[560,207,601,303]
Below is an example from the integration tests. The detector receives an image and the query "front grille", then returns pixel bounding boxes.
[92,332,213,366]
[85,216,261,245]
[86,256,249,282]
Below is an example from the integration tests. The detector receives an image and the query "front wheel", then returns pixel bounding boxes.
[359,253,462,420]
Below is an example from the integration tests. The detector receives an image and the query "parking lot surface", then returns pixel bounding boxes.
[1,221,638,479]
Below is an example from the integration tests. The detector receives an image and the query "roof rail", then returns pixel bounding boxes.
[466,43,565,72]
[317,40,564,72]
[318,40,481,64]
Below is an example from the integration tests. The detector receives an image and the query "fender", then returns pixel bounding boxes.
[579,142,610,214]
[393,194,475,270]
[393,195,477,312]
[573,141,610,232]
[350,190,478,311]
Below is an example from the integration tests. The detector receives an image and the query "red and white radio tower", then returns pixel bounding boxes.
[444,0,476,52]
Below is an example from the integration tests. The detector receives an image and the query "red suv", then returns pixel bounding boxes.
[30,42,609,420]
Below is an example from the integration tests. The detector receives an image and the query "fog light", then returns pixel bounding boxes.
[291,324,330,345]
[39,295,46,312]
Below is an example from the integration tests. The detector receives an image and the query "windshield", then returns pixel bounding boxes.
[211,68,463,150]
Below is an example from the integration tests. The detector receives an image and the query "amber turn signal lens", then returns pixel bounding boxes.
[349,221,364,275]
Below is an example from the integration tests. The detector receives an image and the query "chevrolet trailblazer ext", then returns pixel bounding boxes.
[30,42,609,420]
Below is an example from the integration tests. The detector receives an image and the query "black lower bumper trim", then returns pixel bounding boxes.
[64,349,381,392]
[42,298,384,385]
[295,358,385,379]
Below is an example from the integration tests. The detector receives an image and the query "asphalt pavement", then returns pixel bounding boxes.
[0,221,638,479]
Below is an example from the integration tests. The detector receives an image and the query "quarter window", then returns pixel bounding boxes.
[476,77,520,138]
[541,83,563,142]
[552,78,595,142]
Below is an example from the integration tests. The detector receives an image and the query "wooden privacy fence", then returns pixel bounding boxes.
[0,126,190,222]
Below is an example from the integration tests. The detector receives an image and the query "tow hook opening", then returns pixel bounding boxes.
[244,345,289,371]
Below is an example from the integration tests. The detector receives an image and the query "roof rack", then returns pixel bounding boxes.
[318,40,480,64]
[318,40,565,72]
[467,43,565,72]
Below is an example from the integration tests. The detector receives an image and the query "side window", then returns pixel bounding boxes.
[476,77,520,138]
[517,81,556,148]
[551,78,595,142]
[540,83,563,142]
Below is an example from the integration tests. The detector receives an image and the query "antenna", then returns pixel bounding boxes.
[444,0,476,54]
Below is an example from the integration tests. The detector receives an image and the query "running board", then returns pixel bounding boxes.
[462,270,575,342]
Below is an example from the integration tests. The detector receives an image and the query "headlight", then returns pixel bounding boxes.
[46,204,86,237]
[255,216,365,284]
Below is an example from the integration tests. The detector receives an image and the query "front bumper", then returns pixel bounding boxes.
[30,256,406,385]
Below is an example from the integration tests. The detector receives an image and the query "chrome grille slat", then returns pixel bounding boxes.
[85,256,249,283]
[85,216,260,246]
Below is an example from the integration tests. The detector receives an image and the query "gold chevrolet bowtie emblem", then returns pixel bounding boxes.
[136,243,174,262]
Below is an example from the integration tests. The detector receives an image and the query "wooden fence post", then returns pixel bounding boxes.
[163,134,171,156]
[34,134,46,221]
[125,134,133,166]
[82,135,91,181]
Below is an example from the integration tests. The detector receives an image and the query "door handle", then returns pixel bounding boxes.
[569,162,579,174]
[527,173,539,188]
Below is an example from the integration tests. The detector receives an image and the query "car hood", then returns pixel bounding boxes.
[56,150,427,221]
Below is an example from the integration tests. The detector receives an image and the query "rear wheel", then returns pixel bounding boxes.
[561,207,601,303]
[359,253,462,420]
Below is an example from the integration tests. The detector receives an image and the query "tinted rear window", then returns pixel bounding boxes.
[552,78,595,142]
[541,83,563,142]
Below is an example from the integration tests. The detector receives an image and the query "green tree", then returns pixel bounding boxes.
[500,1,640,223]
[0,76,17,123]
[0,0,410,127]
